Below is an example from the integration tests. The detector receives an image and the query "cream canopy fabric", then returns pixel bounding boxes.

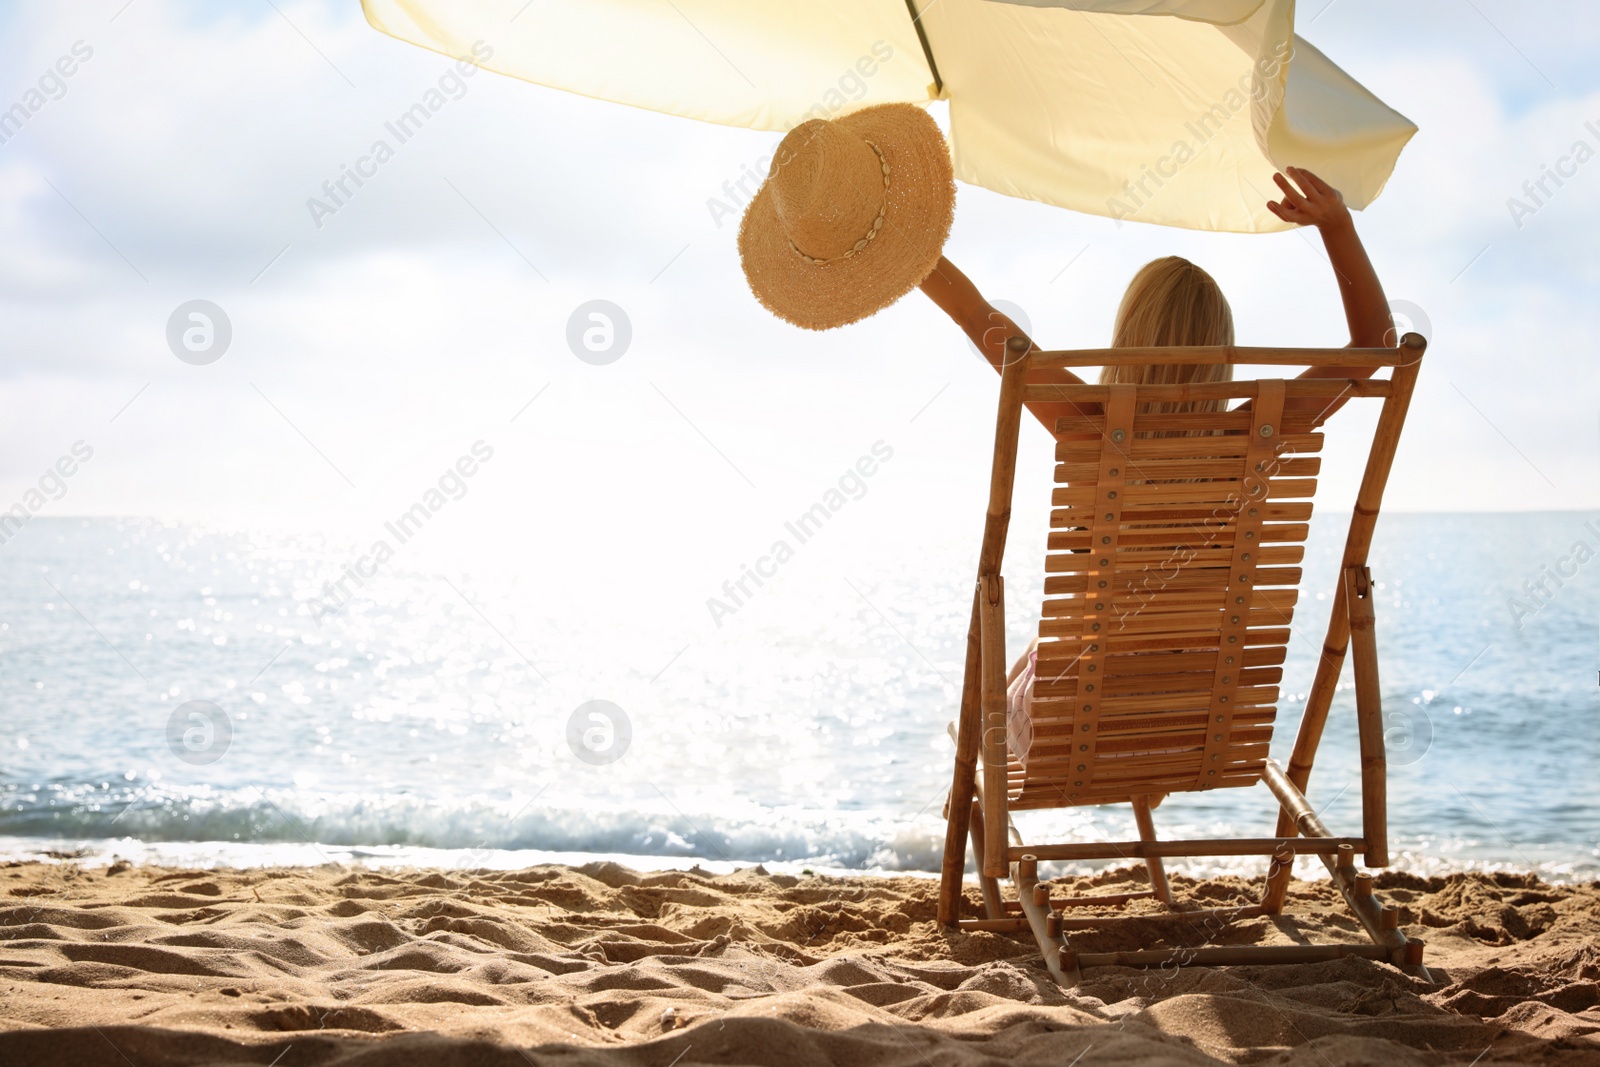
[361,0,1415,232]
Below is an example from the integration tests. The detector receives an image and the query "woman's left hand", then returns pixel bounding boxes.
[1266,166,1350,230]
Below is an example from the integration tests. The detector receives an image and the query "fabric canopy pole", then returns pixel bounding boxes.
[361,0,1415,233]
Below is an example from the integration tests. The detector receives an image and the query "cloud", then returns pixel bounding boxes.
[0,0,1594,523]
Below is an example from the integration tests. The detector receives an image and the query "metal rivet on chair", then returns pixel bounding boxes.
[1230,615,1240,624]
[1108,468,1118,477]
[1076,764,1086,772]
[1097,580,1107,588]
[1235,596,1245,604]
[1084,684,1094,692]
[1107,490,1117,499]
[1101,536,1111,544]
[1259,424,1274,437]
[1099,558,1109,566]
[1111,428,1126,442]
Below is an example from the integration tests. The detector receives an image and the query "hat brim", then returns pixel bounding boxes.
[738,104,956,332]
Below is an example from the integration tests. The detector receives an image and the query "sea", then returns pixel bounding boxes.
[2,513,1597,881]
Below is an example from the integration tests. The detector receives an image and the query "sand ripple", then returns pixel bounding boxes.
[2,861,1598,1064]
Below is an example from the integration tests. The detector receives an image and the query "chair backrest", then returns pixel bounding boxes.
[983,340,1426,813]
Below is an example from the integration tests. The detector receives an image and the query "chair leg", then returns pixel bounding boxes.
[968,797,1004,919]
[1260,840,1296,914]
[937,589,985,927]
[1014,855,1077,986]
[1344,564,1389,867]
[1131,795,1173,907]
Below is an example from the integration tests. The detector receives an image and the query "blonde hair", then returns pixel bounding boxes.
[1099,257,1234,417]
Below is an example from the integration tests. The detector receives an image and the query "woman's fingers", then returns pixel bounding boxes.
[1266,199,1304,224]
[1287,166,1320,194]
[1291,166,1336,199]
[1272,171,1312,212]
[1286,168,1328,211]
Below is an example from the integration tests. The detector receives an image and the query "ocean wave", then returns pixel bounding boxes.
[5,783,1595,883]
[0,784,947,871]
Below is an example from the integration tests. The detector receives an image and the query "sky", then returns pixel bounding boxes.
[0,0,1596,573]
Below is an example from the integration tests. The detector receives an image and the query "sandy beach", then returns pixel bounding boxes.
[3,861,1597,1065]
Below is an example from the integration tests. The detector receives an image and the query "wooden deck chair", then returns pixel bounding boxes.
[937,333,1430,985]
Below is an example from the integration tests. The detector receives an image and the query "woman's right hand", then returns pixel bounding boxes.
[1266,167,1352,232]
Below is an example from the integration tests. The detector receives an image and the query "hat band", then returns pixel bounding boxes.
[787,140,890,266]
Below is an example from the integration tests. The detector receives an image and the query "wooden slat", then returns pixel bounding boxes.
[1026,377,1392,404]
[1045,566,1303,596]
[1052,503,1314,526]
[1026,707,1277,735]
[1054,410,1323,437]
[1010,837,1364,861]
[1001,891,1157,912]
[1040,600,1290,628]
[1045,544,1304,571]
[1028,343,1415,369]
[1055,456,1322,483]
[1038,583,1283,607]
[1057,433,1324,462]
[1049,646,1287,672]
[1061,666,1283,694]
[1012,768,1265,798]
[1026,729,1275,760]
[1082,767,1268,795]
[1031,713,1278,745]
[1047,524,1310,549]
[1063,688,1280,716]
[1051,479,1318,508]
[1022,741,1274,774]
[1034,623,1294,651]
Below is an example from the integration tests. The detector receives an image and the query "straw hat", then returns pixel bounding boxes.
[738,103,955,331]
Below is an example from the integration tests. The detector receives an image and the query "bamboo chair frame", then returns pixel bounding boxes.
[938,334,1430,985]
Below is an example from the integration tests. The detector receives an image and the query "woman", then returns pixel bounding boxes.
[917,167,1395,431]
[917,167,1396,751]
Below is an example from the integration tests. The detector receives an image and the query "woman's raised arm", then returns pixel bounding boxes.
[1266,167,1394,423]
[918,256,1099,432]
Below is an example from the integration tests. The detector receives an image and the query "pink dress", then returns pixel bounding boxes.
[1006,646,1036,769]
